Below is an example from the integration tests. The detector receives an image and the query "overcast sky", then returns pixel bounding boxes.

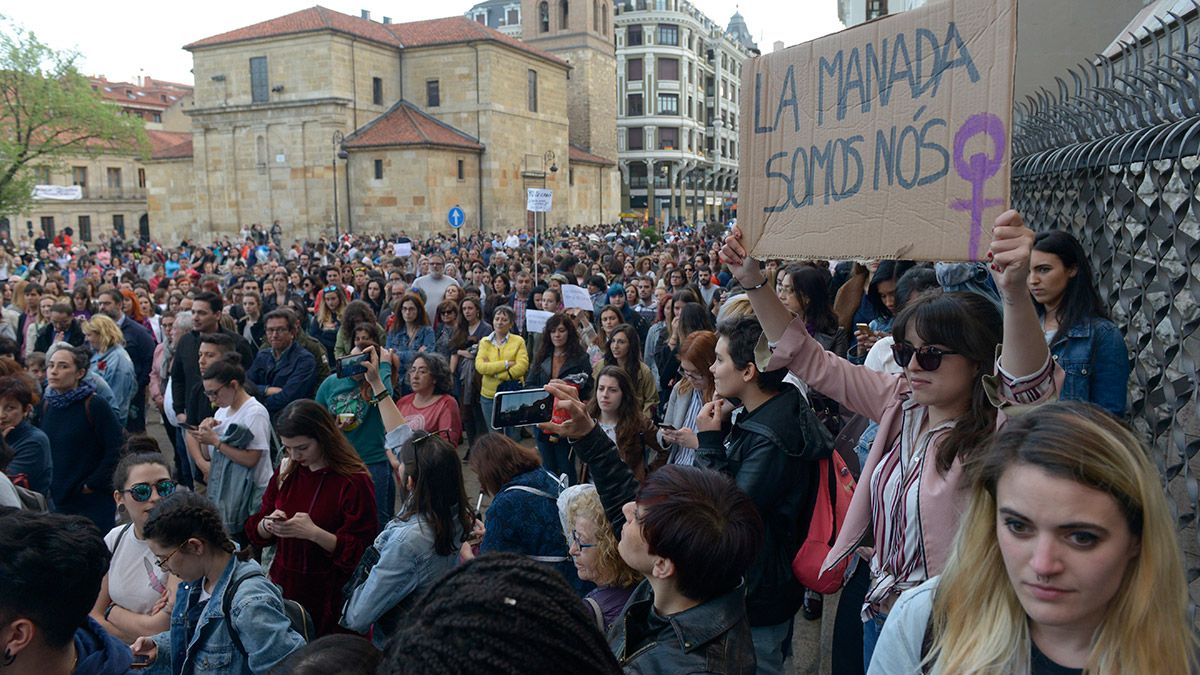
[5,0,844,85]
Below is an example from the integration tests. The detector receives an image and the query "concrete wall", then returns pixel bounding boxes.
[348,148,482,237]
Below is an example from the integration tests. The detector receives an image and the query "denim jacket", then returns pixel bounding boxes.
[92,346,137,424]
[386,325,436,390]
[245,342,318,415]
[1049,317,1129,417]
[341,512,462,648]
[147,556,304,674]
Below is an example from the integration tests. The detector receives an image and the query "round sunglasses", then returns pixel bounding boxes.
[121,479,178,503]
[891,343,958,371]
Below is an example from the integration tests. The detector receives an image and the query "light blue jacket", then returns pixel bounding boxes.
[341,512,461,648]
[91,346,136,424]
[147,556,304,674]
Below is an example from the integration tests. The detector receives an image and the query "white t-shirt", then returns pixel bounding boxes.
[213,397,273,488]
[104,524,171,615]
[865,335,903,375]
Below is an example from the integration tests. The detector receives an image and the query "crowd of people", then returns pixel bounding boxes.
[0,212,1194,675]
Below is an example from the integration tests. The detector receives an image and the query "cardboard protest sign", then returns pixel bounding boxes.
[738,0,1016,262]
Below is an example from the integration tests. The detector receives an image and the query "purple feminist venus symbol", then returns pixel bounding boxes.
[950,113,1007,260]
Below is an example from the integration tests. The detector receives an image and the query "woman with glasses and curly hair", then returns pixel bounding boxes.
[559,485,641,632]
[871,402,1196,674]
[385,293,435,397]
[130,491,305,672]
[396,353,462,448]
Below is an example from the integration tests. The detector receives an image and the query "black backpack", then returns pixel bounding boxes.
[222,568,314,653]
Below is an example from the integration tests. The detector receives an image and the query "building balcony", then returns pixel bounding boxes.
[73,187,148,201]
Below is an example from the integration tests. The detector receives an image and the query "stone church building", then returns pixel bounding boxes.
[147,4,619,241]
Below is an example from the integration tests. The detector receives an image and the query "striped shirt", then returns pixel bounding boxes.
[862,357,1056,620]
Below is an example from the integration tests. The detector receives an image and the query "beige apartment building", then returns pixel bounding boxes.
[3,76,192,245]
[147,4,620,242]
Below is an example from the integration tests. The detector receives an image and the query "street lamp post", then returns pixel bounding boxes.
[535,150,558,286]
[332,131,344,238]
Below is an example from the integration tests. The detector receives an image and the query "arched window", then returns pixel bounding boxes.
[594,0,600,32]
[560,0,569,30]
[601,2,608,35]
[539,1,549,32]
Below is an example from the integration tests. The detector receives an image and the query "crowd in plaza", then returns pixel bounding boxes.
[0,210,1195,675]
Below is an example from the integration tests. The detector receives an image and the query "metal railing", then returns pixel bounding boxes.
[1010,5,1200,592]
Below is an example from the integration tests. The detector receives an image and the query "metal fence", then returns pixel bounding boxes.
[1010,8,1200,590]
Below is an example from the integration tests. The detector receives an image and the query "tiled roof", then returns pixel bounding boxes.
[90,76,193,111]
[388,17,565,66]
[344,101,483,151]
[185,6,400,49]
[151,136,194,160]
[185,6,566,67]
[569,144,614,166]
[147,130,192,155]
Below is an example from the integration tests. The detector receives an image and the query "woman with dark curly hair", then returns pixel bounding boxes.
[130,491,305,672]
[396,353,462,447]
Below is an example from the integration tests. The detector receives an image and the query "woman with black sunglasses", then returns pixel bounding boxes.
[89,452,181,644]
[722,210,1057,670]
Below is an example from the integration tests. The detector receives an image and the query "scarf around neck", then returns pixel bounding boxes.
[45,378,97,409]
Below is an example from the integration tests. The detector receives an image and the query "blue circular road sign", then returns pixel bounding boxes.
[448,206,465,228]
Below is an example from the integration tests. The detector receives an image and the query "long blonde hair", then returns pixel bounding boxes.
[929,402,1195,674]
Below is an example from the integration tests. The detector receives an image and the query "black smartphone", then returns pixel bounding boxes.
[336,352,370,378]
[131,654,152,669]
[180,422,198,431]
[491,388,555,429]
[657,423,677,431]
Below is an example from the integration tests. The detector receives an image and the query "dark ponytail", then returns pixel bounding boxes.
[143,491,250,561]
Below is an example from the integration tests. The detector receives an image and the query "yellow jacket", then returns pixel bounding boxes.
[475,332,530,399]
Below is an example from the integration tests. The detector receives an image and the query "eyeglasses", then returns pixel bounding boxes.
[570,530,596,550]
[891,343,959,371]
[155,541,187,569]
[323,285,338,293]
[203,383,229,399]
[122,479,178,503]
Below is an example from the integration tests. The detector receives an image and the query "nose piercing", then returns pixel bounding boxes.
[1036,574,1049,583]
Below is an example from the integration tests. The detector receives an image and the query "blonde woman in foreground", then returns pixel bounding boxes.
[870,401,1196,674]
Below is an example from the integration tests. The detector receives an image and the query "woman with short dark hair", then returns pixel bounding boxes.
[39,345,125,530]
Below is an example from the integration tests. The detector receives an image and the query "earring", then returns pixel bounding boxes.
[2,648,15,666]
[118,503,126,513]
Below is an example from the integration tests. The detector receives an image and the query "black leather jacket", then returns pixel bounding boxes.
[571,425,757,674]
[697,385,832,627]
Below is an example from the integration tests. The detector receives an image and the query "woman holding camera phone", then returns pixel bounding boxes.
[342,351,471,646]
[316,336,396,528]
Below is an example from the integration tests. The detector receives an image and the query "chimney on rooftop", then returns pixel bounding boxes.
[383,16,391,24]
[361,9,371,20]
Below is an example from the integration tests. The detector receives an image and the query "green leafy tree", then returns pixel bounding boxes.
[0,16,146,216]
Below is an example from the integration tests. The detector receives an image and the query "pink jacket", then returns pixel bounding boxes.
[766,316,1060,580]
